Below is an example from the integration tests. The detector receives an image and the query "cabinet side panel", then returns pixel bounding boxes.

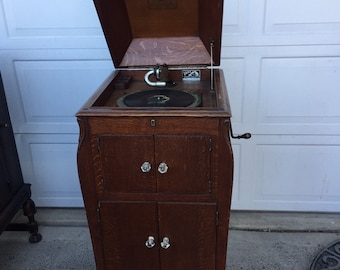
[216,119,234,270]
[76,117,104,269]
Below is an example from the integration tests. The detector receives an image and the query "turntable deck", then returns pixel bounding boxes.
[90,69,223,110]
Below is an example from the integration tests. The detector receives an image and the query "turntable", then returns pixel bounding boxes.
[117,89,201,107]
[76,1,235,269]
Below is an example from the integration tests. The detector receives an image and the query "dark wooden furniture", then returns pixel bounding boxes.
[0,74,41,243]
[77,1,234,269]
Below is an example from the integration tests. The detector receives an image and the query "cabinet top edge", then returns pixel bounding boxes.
[76,109,232,119]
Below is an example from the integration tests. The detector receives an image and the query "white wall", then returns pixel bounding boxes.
[1,0,340,211]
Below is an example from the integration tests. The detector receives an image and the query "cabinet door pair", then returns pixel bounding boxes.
[98,134,213,194]
[99,201,217,270]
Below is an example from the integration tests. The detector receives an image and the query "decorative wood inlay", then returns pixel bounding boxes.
[120,37,211,66]
[90,136,104,193]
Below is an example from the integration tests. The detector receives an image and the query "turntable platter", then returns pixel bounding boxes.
[116,89,201,107]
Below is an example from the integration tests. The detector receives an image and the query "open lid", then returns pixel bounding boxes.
[93,0,224,68]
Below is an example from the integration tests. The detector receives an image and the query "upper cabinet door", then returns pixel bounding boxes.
[155,135,212,194]
[97,134,212,194]
[99,135,156,193]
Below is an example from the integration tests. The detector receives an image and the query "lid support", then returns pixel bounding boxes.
[210,40,215,91]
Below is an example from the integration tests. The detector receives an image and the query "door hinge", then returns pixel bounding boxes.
[208,180,212,193]
[208,138,212,152]
[215,211,219,226]
[96,137,101,152]
[97,207,101,223]
[101,178,105,192]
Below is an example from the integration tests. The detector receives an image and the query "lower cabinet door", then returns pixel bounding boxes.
[99,201,217,270]
[99,202,160,270]
[158,202,217,270]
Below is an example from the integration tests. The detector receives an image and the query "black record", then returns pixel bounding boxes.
[117,89,201,107]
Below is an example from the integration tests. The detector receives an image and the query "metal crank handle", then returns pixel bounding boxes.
[229,122,251,139]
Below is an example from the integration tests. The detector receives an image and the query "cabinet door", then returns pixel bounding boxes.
[155,135,212,194]
[158,202,217,270]
[99,202,217,270]
[99,135,156,193]
[99,202,160,270]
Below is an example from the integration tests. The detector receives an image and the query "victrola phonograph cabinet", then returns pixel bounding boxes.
[76,0,238,269]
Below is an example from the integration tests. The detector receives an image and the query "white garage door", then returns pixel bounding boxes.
[0,0,339,211]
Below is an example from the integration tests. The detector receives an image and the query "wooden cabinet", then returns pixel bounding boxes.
[77,112,233,270]
[0,73,41,243]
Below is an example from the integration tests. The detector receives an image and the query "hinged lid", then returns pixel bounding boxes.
[93,0,224,68]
